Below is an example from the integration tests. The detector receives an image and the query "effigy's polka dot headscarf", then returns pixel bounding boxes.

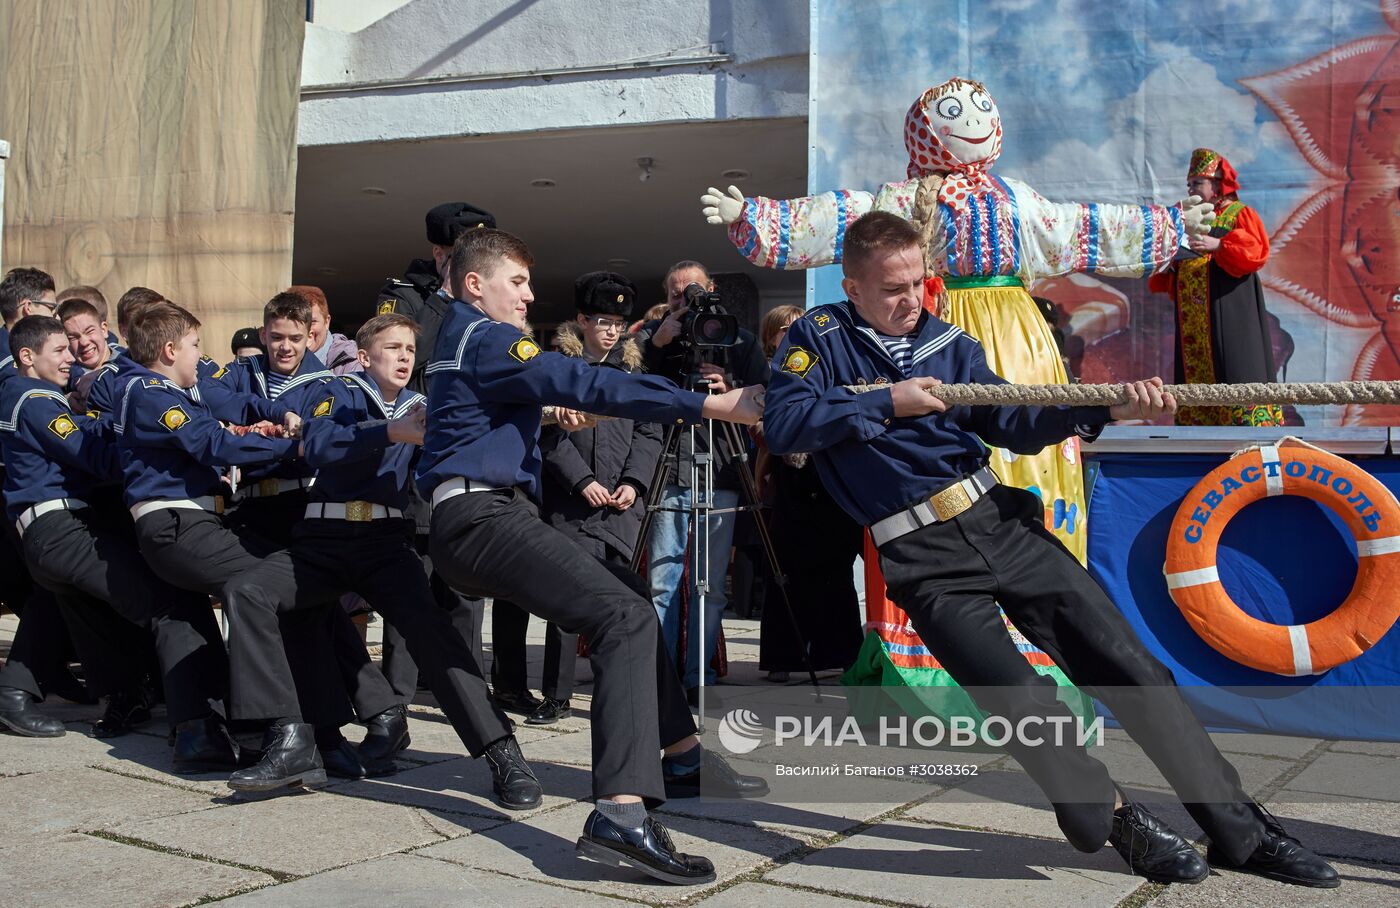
[904,78,1004,217]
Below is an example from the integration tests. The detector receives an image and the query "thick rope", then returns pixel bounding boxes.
[541,381,1400,425]
[842,381,1400,407]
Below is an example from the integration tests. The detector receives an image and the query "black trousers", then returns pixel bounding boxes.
[0,584,133,699]
[22,507,225,723]
[380,534,486,704]
[0,491,86,697]
[878,484,1265,863]
[134,507,394,729]
[431,490,696,804]
[219,517,511,756]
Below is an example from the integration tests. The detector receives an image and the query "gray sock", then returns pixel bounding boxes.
[595,798,648,828]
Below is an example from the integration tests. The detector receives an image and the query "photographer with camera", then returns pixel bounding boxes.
[636,261,769,702]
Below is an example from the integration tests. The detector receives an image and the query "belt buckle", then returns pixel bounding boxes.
[930,482,972,522]
[257,478,279,497]
[345,500,374,522]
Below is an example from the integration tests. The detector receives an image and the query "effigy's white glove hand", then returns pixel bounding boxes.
[701,185,745,225]
[1179,195,1216,237]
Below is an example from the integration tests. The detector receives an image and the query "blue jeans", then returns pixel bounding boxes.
[648,485,740,687]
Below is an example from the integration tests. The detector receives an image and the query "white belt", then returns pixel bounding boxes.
[304,502,404,522]
[130,496,224,522]
[16,499,87,537]
[431,477,505,509]
[236,477,314,500]
[869,467,998,547]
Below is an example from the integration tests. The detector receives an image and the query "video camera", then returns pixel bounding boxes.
[678,283,739,348]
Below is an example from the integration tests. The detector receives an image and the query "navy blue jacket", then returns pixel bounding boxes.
[763,302,1109,527]
[303,373,423,510]
[417,301,707,503]
[82,353,141,416]
[0,326,14,387]
[114,365,300,506]
[0,376,120,522]
[69,340,127,385]
[211,353,331,484]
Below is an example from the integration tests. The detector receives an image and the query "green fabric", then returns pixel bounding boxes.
[841,630,1100,747]
[943,275,1024,289]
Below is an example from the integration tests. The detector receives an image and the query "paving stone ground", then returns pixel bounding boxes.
[2,610,1395,906]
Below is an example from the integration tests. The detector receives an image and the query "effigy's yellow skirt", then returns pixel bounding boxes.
[944,280,1088,564]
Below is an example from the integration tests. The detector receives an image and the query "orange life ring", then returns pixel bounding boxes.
[1163,442,1400,676]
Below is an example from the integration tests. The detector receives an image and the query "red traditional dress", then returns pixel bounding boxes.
[1149,149,1282,426]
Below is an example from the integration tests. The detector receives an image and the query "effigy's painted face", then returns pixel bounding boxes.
[926,82,1001,166]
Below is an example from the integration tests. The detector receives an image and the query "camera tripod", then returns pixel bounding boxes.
[631,394,822,729]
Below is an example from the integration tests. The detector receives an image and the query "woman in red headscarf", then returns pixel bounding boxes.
[1148,149,1281,426]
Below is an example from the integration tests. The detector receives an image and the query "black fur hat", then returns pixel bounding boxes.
[574,271,636,317]
[425,202,496,246]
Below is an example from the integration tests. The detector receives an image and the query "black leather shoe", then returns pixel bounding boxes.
[525,697,571,725]
[484,735,542,810]
[92,690,150,738]
[228,722,327,792]
[576,809,716,885]
[358,705,409,774]
[664,748,770,800]
[1206,803,1340,888]
[321,740,367,780]
[1109,798,1209,884]
[172,717,240,773]
[492,687,542,715]
[0,686,65,738]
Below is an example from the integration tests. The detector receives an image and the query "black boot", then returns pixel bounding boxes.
[525,697,571,725]
[484,735,542,810]
[576,809,716,885]
[321,740,368,780]
[92,690,151,738]
[172,716,240,773]
[228,722,326,793]
[358,705,409,774]
[1109,796,1209,884]
[664,746,770,799]
[0,686,65,738]
[1206,803,1340,888]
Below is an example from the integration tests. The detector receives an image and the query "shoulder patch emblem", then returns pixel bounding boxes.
[813,313,831,327]
[160,406,190,431]
[377,299,397,315]
[313,397,333,418]
[48,414,78,439]
[508,337,541,363]
[86,410,100,419]
[781,346,818,378]
[146,378,161,386]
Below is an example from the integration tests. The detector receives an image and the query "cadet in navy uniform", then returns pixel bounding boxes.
[0,268,90,733]
[763,211,1338,890]
[114,302,358,786]
[418,228,765,885]
[209,293,406,776]
[219,314,539,802]
[0,316,238,766]
[374,202,496,708]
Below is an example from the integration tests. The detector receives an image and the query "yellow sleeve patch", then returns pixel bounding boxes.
[312,397,333,418]
[508,337,541,363]
[160,405,190,431]
[780,346,818,378]
[377,298,397,315]
[48,414,78,439]
[211,364,227,380]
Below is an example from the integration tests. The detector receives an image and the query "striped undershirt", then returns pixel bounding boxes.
[876,333,915,376]
[265,370,293,397]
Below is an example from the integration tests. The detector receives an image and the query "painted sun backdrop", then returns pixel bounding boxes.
[809,0,1400,426]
